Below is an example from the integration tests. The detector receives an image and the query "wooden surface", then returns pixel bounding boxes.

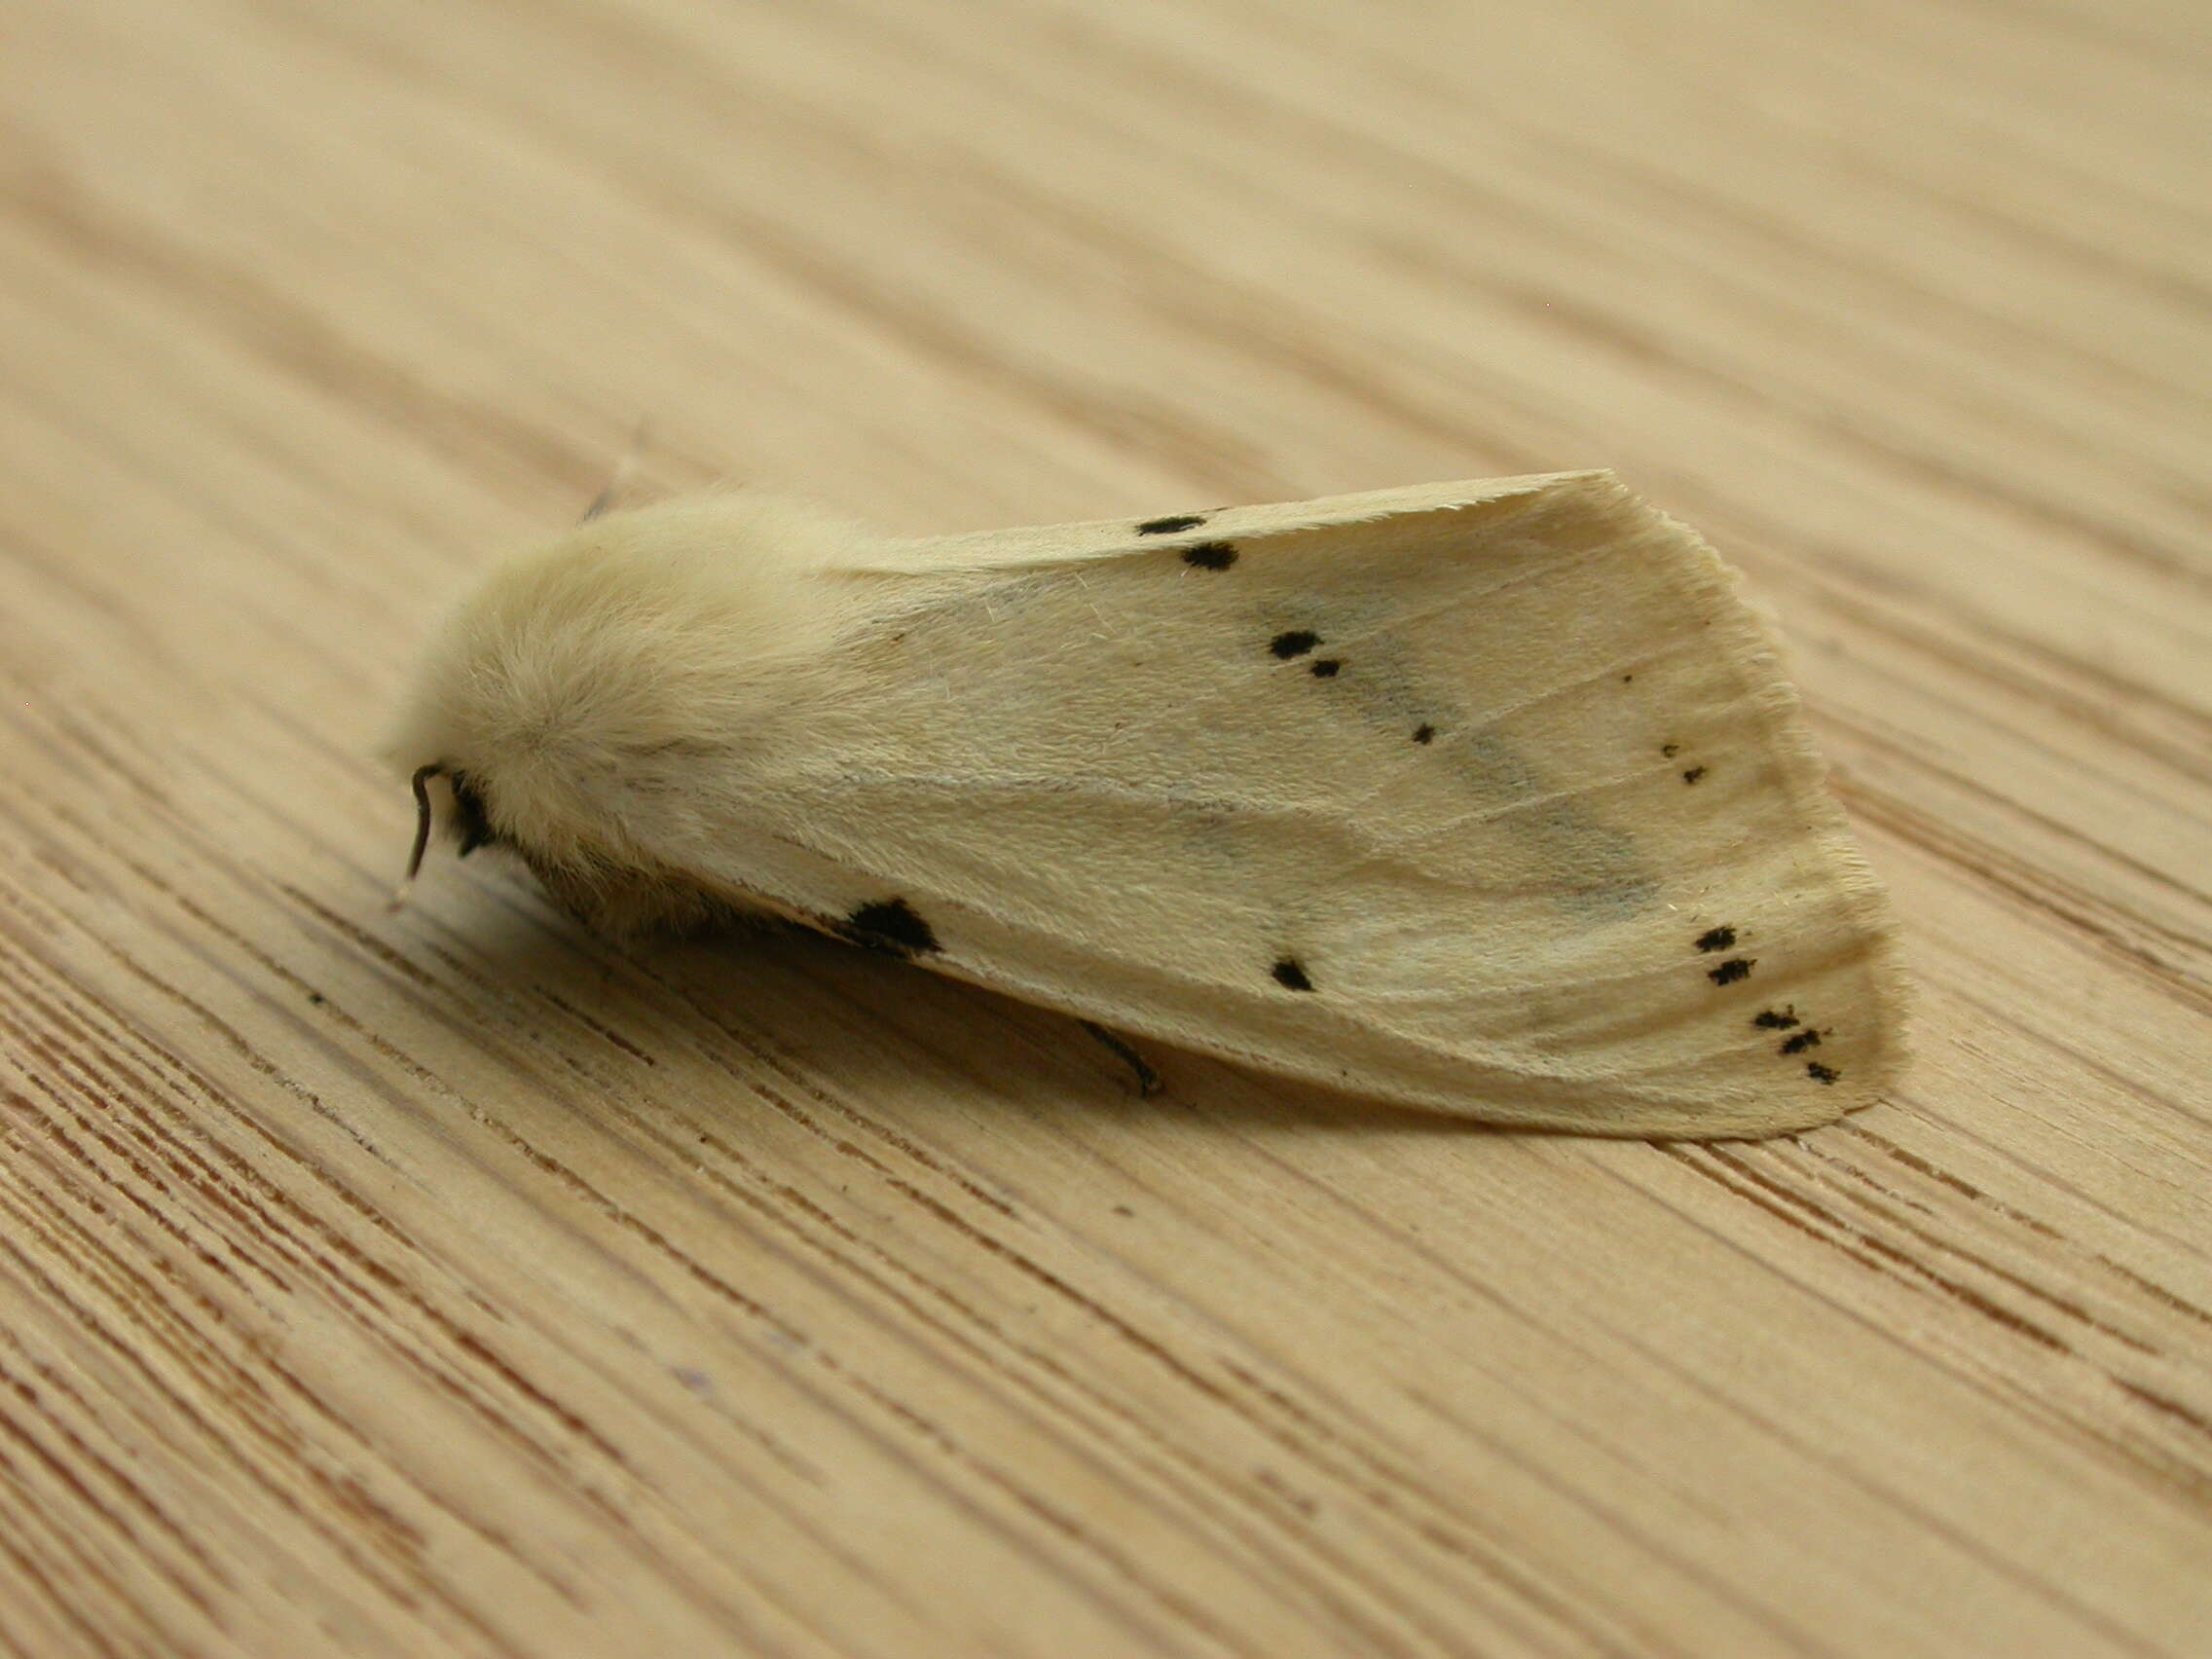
[2,0,2207,1653]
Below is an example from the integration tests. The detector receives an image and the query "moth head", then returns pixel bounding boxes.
[398,761,500,884]
[385,493,865,926]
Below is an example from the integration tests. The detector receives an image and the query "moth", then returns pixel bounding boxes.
[387,472,1906,1137]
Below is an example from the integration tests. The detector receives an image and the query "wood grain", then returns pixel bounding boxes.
[1,0,2206,1653]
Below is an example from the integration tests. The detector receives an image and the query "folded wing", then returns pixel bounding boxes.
[693,471,1906,1137]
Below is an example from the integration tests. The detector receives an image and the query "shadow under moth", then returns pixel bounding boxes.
[387,471,1907,1137]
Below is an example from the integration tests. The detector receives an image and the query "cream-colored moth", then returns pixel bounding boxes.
[388,472,1906,1137]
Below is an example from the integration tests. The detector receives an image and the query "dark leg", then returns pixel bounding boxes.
[1080,1020,1162,1097]
[580,478,624,523]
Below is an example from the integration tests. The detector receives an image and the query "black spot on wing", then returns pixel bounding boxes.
[1138,514,1206,535]
[1270,630,1320,658]
[1661,743,1680,758]
[1780,1029,1823,1054]
[1806,1061,1841,1085]
[1682,765,1708,785]
[1412,723,1436,744]
[1753,1007,1798,1029]
[1272,957,1315,991]
[838,899,941,958]
[1708,957,1754,985]
[1309,659,1342,679]
[1181,541,1238,570]
[1694,926,1737,952]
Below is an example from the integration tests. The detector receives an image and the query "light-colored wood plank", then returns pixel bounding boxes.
[1,0,2206,1653]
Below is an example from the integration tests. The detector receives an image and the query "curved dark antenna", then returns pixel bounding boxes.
[395,765,446,911]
